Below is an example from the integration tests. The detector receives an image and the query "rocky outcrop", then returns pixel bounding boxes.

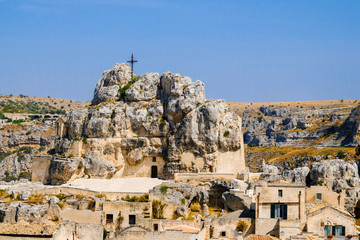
[91,63,132,105]
[49,155,115,184]
[150,182,209,218]
[308,159,359,191]
[54,63,245,182]
[339,106,360,146]
[282,167,309,184]
[0,155,31,179]
[0,199,61,224]
[240,104,356,148]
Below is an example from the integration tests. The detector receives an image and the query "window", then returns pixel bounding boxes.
[271,204,287,220]
[316,193,322,200]
[152,157,156,162]
[324,225,331,236]
[129,215,136,225]
[154,224,159,231]
[278,190,283,197]
[221,231,226,237]
[106,214,113,224]
[332,225,345,236]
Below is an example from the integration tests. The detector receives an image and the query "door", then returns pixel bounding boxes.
[151,166,158,178]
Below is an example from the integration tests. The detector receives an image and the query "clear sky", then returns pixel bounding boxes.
[0,0,359,103]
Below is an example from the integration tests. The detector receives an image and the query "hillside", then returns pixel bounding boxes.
[227,100,360,171]
[0,93,359,179]
[0,94,88,181]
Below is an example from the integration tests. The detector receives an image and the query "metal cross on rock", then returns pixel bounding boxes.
[127,54,137,81]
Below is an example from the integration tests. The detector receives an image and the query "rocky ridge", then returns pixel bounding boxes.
[53,63,244,183]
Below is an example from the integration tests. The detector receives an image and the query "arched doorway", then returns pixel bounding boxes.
[151,166,158,178]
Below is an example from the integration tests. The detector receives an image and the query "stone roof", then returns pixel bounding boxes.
[165,225,200,233]
[244,234,281,240]
[306,202,352,217]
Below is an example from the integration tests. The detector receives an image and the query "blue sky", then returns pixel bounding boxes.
[0,0,359,102]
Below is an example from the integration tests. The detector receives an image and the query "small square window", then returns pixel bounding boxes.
[278,190,283,197]
[221,231,226,237]
[152,157,156,162]
[129,215,136,225]
[316,193,322,200]
[106,214,113,224]
[154,224,159,231]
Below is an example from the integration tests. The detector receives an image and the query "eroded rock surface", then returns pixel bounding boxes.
[53,63,245,182]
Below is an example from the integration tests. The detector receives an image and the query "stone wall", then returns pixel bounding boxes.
[306,206,356,237]
[305,186,345,209]
[31,156,52,184]
[115,227,206,240]
[52,221,103,240]
[174,173,235,183]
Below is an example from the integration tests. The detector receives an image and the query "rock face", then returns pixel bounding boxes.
[308,159,359,191]
[91,63,132,105]
[238,104,356,148]
[339,106,360,146]
[0,200,61,224]
[54,63,245,182]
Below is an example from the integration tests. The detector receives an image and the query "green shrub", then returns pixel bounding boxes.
[55,193,67,201]
[223,131,230,137]
[3,170,17,182]
[0,112,6,119]
[119,76,139,98]
[236,220,249,233]
[121,194,149,202]
[82,136,88,144]
[181,198,185,205]
[18,146,32,154]
[12,119,24,124]
[0,152,12,162]
[17,153,26,161]
[18,171,31,180]
[160,185,169,194]
[152,200,166,219]
[25,131,32,135]
[296,123,306,130]
[337,151,347,159]
[38,146,46,152]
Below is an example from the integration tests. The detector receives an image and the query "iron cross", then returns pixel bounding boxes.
[127,54,137,80]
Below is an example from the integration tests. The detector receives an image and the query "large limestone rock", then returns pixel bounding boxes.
[308,159,359,191]
[125,72,160,101]
[160,72,206,125]
[0,200,61,224]
[53,63,245,182]
[91,63,132,105]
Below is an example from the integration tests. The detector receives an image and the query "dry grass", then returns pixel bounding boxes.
[227,100,358,115]
[25,194,46,204]
[0,94,88,112]
[247,146,356,165]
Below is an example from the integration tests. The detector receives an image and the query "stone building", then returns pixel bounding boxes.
[103,201,152,238]
[253,182,357,240]
[304,186,356,238]
[254,182,305,240]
